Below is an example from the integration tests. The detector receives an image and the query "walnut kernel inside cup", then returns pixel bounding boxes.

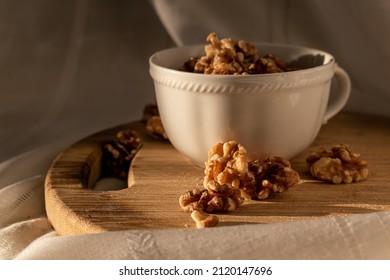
[182,32,298,75]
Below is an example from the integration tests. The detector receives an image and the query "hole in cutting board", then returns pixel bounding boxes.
[93,177,127,191]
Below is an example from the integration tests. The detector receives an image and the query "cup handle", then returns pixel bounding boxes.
[323,65,351,124]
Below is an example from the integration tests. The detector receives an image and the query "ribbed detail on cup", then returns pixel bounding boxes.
[150,67,333,94]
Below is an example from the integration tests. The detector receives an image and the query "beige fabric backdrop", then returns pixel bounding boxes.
[0,0,174,162]
[152,0,390,118]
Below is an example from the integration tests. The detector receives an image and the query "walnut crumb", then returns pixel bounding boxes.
[190,210,219,228]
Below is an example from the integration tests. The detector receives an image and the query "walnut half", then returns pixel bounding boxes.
[142,104,168,140]
[103,129,142,179]
[306,144,369,184]
[245,156,301,200]
[203,141,249,190]
[179,181,243,213]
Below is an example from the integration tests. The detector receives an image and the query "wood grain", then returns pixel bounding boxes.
[45,113,390,235]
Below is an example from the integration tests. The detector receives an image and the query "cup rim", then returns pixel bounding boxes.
[149,43,337,93]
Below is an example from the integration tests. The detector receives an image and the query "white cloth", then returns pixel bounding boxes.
[1,0,390,260]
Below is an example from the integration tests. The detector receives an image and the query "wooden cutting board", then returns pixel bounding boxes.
[45,113,390,235]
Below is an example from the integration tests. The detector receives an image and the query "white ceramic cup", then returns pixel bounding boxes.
[149,43,351,166]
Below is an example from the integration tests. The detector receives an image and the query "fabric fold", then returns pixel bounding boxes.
[12,211,390,260]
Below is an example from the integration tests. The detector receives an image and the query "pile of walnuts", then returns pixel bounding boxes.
[179,141,370,229]
[182,32,289,75]
[203,142,301,200]
[179,141,301,228]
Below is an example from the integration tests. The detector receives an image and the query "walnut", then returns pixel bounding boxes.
[205,181,244,212]
[182,57,198,73]
[206,180,240,197]
[306,144,369,184]
[142,103,159,123]
[245,156,301,200]
[142,104,168,140]
[258,54,286,74]
[179,182,243,213]
[104,129,142,179]
[146,115,168,140]
[179,188,211,212]
[190,210,219,229]
[206,196,239,212]
[203,141,248,189]
[182,32,288,75]
[203,141,299,200]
